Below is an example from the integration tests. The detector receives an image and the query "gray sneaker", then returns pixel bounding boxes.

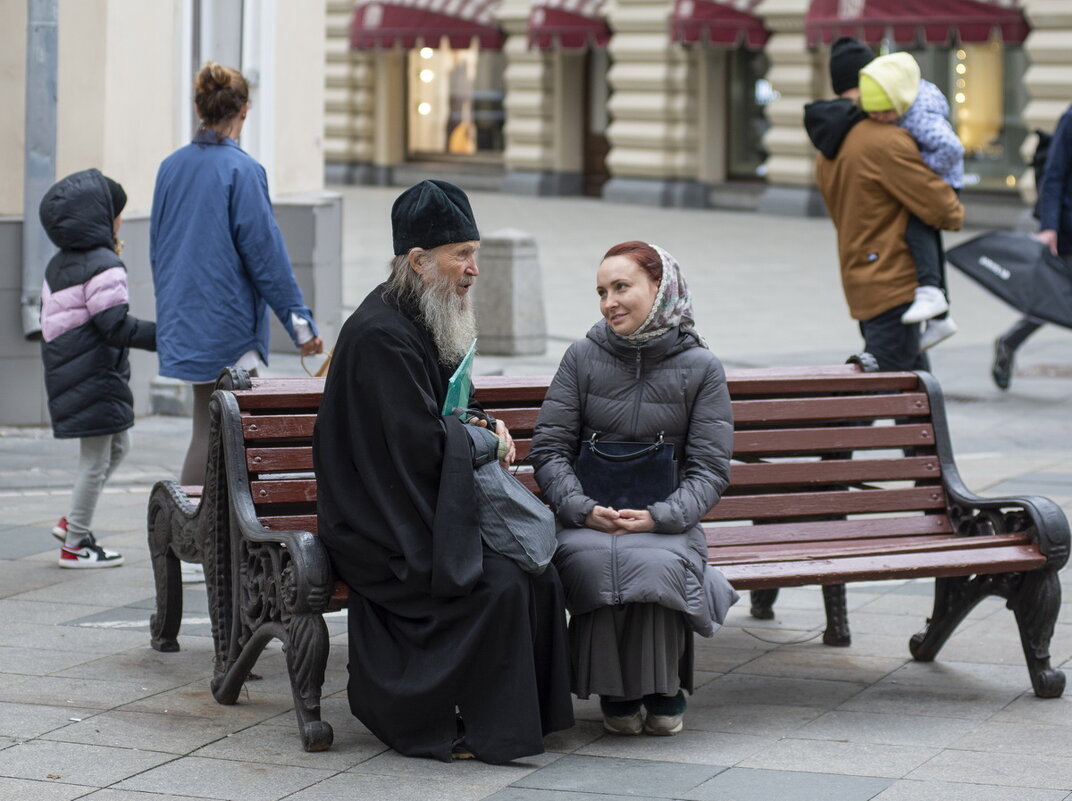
[600,697,644,736]
[642,690,686,736]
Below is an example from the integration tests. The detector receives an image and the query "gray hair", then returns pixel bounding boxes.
[384,250,432,304]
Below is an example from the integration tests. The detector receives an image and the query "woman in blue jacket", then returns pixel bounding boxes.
[150,61,323,483]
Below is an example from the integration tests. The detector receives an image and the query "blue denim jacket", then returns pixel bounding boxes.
[149,131,317,382]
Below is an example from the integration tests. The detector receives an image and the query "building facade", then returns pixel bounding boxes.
[325,0,1072,215]
[2,0,340,425]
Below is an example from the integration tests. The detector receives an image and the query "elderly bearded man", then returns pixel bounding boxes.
[313,180,574,763]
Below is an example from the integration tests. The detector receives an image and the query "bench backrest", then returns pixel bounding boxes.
[226,365,950,567]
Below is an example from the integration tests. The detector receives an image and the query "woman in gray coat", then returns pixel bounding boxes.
[530,241,738,737]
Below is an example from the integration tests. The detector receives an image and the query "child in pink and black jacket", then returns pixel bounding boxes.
[39,169,156,568]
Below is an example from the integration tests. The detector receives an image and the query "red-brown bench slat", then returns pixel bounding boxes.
[725,372,921,395]
[708,532,1032,565]
[733,393,930,424]
[260,514,319,533]
[248,447,315,472]
[719,545,1048,590]
[242,413,317,439]
[733,424,934,454]
[729,456,939,486]
[250,479,317,504]
[707,486,947,521]
[705,514,952,546]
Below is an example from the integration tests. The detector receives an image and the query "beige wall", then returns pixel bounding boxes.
[272,0,327,194]
[0,0,28,215]
[3,0,325,217]
[56,0,184,215]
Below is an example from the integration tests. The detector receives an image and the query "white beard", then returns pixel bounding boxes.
[419,267,477,365]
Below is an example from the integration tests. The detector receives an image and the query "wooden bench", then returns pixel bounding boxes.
[147,362,1069,753]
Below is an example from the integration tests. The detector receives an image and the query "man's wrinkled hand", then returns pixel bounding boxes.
[495,418,516,467]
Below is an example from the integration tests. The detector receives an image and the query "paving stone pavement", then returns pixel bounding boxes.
[2,187,1072,800]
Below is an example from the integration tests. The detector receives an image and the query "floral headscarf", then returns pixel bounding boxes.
[617,243,707,349]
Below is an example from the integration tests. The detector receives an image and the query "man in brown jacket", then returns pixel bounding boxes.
[804,44,964,371]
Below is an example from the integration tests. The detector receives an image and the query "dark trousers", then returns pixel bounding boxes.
[998,315,1045,354]
[859,302,931,372]
[905,213,946,291]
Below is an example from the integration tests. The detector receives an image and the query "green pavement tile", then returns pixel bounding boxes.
[0,739,173,787]
[192,725,387,770]
[287,773,505,801]
[872,779,1069,801]
[0,776,86,801]
[577,727,770,766]
[485,790,640,801]
[511,754,725,797]
[40,709,240,754]
[0,701,100,741]
[906,750,1072,791]
[737,737,938,779]
[113,755,335,801]
[683,768,891,801]
[0,675,165,710]
[794,710,976,749]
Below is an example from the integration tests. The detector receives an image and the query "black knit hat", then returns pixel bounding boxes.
[391,179,479,255]
[104,176,127,217]
[829,36,874,96]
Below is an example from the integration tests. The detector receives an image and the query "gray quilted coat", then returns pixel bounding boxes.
[530,321,739,636]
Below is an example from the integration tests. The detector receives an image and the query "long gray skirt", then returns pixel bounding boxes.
[569,602,692,701]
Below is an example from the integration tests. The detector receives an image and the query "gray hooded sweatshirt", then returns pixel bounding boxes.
[530,320,738,636]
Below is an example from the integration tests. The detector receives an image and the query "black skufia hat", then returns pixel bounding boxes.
[391,179,479,255]
[829,36,874,96]
[104,176,127,216]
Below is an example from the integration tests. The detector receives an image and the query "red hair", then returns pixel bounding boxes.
[603,241,662,284]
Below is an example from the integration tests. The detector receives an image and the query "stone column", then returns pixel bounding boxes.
[1019,0,1072,209]
[474,230,548,355]
[325,1,376,184]
[500,0,556,192]
[754,0,827,216]
[601,0,704,207]
[370,49,407,184]
[499,1,588,195]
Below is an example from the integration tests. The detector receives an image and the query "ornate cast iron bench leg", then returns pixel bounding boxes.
[749,589,777,620]
[209,531,335,751]
[1008,568,1065,698]
[822,584,851,646]
[910,570,1065,698]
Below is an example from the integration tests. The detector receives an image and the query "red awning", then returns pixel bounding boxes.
[805,0,1029,47]
[351,0,504,50]
[670,0,769,49]
[528,0,611,50]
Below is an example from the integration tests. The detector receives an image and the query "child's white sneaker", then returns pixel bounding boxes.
[59,538,124,569]
[902,286,949,324]
[920,316,958,351]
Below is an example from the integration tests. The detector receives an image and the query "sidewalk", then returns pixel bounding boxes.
[1,188,1072,801]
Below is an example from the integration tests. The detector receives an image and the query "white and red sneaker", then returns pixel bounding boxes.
[51,517,68,543]
[58,538,124,569]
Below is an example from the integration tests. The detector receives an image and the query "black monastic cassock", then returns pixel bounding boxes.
[313,284,574,763]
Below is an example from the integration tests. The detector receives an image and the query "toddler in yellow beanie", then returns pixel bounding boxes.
[858,52,964,351]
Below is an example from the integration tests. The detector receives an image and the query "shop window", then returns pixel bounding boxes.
[897,41,1027,191]
[727,48,773,180]
[407,45,505,158]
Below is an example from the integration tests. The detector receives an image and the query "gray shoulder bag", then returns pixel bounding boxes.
[465,425,556,574]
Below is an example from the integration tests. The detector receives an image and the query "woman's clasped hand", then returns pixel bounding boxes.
[584,505,654,535]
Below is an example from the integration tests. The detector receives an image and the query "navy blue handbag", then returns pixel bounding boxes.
[574,431,678,510]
